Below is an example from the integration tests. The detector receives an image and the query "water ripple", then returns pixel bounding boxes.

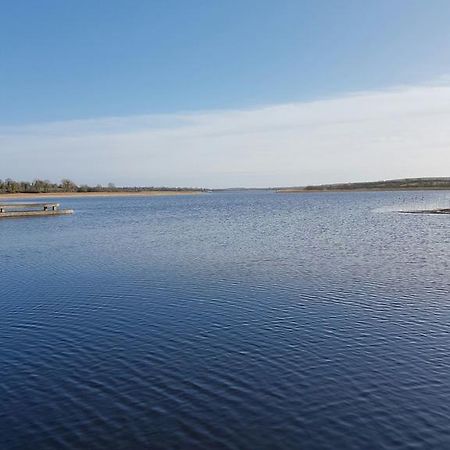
[1,191,449,449]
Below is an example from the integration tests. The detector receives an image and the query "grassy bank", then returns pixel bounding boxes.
[277,177,450,193]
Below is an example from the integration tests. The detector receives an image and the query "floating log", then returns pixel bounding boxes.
[0,203,73,218]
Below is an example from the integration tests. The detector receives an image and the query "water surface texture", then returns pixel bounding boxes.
[1,191,449,449]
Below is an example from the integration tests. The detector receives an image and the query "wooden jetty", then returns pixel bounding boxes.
[400,208,450,215]
[0,203,74,219]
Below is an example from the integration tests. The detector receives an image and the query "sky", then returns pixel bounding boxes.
[1,0,450,188]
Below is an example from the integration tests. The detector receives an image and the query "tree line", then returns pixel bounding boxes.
[0,179,203,194]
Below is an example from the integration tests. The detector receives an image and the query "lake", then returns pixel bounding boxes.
[1,191,449,449]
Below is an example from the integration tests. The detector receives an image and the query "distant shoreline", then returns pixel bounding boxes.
[0,190,202,200]
[277,187,450,193]
[276,177,450,193]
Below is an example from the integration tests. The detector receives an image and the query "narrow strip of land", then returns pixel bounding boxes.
[0,191,202,200]
[277,177,450,193]
[400,208,450,215]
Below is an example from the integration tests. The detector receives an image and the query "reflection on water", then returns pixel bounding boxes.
[1,191,449,449]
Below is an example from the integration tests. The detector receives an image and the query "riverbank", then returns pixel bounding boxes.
[0,190,202,200]
[276,177,450,193]
[277,187,450,193]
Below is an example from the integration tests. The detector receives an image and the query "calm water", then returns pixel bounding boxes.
[1,191,449,449]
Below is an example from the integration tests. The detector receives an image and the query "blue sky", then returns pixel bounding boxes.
[1,1,450,187]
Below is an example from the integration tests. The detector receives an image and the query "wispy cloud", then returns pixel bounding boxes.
[2,82,450,188]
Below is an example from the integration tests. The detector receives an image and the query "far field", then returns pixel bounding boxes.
[277,177,450,193]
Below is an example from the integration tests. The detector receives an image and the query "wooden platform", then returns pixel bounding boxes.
[0,203,73,219]
[0,202,60,209]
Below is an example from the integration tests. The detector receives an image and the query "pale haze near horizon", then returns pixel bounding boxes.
[2,82,450,188]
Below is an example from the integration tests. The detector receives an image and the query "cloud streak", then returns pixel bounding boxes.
[1,82,450,188]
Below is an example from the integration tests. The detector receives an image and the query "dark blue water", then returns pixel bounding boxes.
[1,191,449,449]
